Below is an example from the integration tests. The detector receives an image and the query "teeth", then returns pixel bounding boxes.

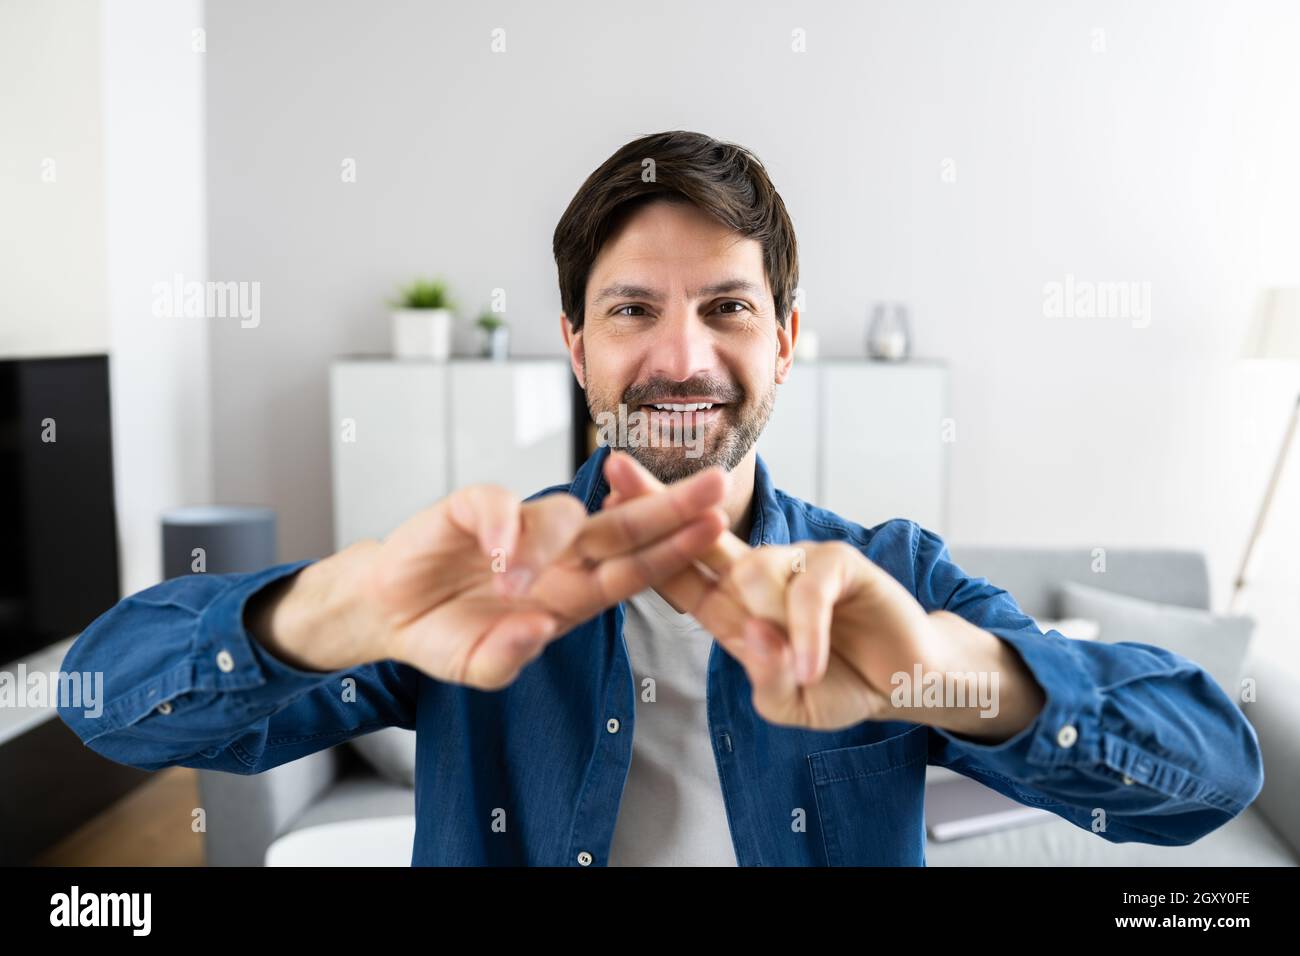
[650,402,714,412]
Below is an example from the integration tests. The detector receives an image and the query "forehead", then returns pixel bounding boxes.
[587,199,768,300]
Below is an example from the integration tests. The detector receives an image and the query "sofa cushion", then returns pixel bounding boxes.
[349,727,417,788]
[925,805,1296,866]
[285,775,414,833]
[1031,617,1100,641]
[268,814,415,866]
[1059,582,1253,696]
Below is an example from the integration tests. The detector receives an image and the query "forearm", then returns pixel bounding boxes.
[909,609,1046,743]
[246,538,386,672]
[926,625,1264,843]
[56,558,415,773]
[908,520,1261,844]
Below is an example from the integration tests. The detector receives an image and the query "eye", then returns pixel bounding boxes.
[614,304,648,317]
[714,300,751,316]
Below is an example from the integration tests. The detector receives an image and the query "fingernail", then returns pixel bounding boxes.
[796,652,814,684]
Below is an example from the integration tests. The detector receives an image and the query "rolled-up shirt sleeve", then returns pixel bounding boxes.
[906,523,1264,846]
[57,560,419,775]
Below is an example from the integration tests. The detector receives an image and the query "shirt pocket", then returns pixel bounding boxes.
[807,723,929,866]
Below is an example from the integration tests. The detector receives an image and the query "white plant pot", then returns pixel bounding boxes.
[391,308,453,360]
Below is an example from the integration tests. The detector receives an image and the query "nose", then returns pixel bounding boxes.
[646,309,718,384]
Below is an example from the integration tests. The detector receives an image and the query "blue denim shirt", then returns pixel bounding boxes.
[58,445,1263,865]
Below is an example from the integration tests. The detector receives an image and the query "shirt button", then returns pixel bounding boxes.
[1122,774,1134,785]
[157,701,173,715]
[606,718,620,734]
[577,851,592,866]
[216,649,235,673]
[1056,724,1079,748]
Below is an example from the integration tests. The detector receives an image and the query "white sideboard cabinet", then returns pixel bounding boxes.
[330,357,573,549]
[756,360,949,533]
[331,357,948,549]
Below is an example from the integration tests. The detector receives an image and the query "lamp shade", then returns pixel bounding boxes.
[1241,288,1300,360]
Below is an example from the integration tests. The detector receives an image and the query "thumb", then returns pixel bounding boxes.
[465,610,562,689]
[494,493,587,597]
[441,484,522,564]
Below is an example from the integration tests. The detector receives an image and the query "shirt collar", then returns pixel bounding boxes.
[567,445,790,548]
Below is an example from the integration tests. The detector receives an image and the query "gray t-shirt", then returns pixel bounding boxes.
[606,588,739,866]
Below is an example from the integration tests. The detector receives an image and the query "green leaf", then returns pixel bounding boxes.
[390,277,453,310]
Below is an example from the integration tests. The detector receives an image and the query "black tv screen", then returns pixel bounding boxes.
[0,355,120,663]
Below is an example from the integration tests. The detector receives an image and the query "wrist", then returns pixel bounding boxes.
[918,610,1046,742]
[253,540,386,672]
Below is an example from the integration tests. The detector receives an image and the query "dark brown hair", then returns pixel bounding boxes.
[552,130,799,332]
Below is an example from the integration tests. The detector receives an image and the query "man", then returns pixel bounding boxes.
[59,130,1263,866]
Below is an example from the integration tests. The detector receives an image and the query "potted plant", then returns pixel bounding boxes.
[390,278,455,360]
[475,309,509,360]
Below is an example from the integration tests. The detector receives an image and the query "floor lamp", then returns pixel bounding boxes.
[1231,288,1300,612]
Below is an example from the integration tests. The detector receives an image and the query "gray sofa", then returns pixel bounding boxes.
[199,546,1300,866]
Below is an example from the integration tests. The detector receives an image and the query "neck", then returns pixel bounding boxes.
[723,449,758,543]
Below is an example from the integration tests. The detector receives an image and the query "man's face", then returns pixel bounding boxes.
[562,199,796,483]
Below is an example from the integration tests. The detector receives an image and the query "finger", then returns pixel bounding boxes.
[576,464,726,562]
[464,610,561,690]
[602,449,647,494]
[441,484,521,561]
[741,617,800,717]
[724,546,799,626]
[496,493,587,597]
[657,562,765,657]
[604,451,750,574]
[787,544,844,685]
[589,508,728,606]
[646,558,800,682]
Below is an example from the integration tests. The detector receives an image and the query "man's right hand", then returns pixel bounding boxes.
[248,452,728,689]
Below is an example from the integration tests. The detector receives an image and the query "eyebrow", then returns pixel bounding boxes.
[592,278,764,306]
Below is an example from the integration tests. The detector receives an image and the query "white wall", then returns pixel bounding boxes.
[100,0,212,594]
[199,0,1298,659]
[0,0,109,357]
[0,0,212,597]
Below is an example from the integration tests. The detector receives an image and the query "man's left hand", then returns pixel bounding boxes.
[603,452,1046,739]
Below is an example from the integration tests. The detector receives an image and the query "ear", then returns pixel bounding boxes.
[775,306,798,384]
[560,312,586,389]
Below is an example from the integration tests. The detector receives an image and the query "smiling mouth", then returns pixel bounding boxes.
[638,400,727,420]
[634,404,725,446]
[643,401,720,412]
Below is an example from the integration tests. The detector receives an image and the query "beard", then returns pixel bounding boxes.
[582,359,775,484]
